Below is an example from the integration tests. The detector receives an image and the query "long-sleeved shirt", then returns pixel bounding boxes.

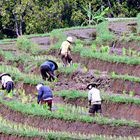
[1,75,13,88]
[88,87,101,104]
[41,61,56,71]
[37,86,53,103]
[60,41,71,55]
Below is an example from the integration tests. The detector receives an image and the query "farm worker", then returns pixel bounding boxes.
[0,73,14,93]
[40,60,58,81]
[36,83,53,111]
[59,36,73,67]
[87,83,102,116]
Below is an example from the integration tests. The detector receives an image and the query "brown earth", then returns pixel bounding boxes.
[115,41,140,52]
[0,104,140,137]
[72,53,140,77]
[0,133,44,140]
[63,97,140,122]
[109,79,140,95]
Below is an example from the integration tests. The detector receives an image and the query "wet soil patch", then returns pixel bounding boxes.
[0,104,140,137]
[63,97,140,122]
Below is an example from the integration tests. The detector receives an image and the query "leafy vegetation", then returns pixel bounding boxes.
[0,115,138,140]
[80,48,140,65]
[54,90,140,105]
[96,21,115,42]
[0,0,140,38]
[0,98,140,127]
[111,72,140,83]
[16,36,40,55]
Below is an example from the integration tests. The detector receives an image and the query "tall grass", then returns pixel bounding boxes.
[96,21,115,42]
[16,36,40,55]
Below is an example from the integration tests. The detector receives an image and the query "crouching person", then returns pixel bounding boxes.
[40,60,58,82]
[87,83,102,116]
[36,83,53,111]
[0,73,14,93]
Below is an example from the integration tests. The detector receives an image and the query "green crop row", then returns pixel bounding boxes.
[1,115,138,140]
[0,97,140,128]
[49,27,140,65]
[54,90,140,105]
[80,48,140,65]
[0,65,43,85]
[111,72,140,83]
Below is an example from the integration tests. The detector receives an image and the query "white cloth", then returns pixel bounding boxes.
[1,75,13,88]
[44,97,53,100]
[36,84,43,90]
[60,41,71,55]
[88,87,101,104]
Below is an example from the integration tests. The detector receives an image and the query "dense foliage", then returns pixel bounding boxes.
[0,0,140,38]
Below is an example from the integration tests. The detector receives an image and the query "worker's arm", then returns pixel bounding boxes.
[58,48,61,55]
[37,89,43,104]
[88,91,92,106]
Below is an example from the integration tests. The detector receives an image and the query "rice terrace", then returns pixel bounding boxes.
[0,1,140,140]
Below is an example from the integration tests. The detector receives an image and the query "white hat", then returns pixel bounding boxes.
[67,36,73,43]
[36,83,43,90]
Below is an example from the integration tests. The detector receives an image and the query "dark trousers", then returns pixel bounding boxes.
[40,99,52,111]
[40,65,55,81]
[2,81,14,93]
[89,104,102,114]
[61,54,72,66]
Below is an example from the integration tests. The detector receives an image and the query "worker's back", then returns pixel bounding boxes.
[41,61,55,71]
[39,85,53,99]
[60,41,71,55]
[88,87,101,104]
[2,75,13,85]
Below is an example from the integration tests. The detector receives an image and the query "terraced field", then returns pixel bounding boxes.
[0,20,140,139]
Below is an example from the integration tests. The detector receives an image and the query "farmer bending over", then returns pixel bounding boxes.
[40,60,58,81]
[0,73,14,93]
[87,83,102,116]
[36,83,53,111]
[59,36,73,67]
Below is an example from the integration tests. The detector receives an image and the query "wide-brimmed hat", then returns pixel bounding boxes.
[0,73,11,80]
[47,60,58,70]
[87,83,100,90]
[67,36,73,43]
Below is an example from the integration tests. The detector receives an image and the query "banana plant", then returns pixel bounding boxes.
[82,3,109,26]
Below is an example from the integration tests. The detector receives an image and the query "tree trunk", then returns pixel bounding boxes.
[14,14,20,37]
[19,15,23,36]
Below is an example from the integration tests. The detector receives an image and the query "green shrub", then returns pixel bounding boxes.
[16,36,39,54]
[96,21,115,42]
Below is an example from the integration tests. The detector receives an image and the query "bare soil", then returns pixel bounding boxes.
[0,104,140,137]
[63,97,140,122]
[72,53,140,77]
